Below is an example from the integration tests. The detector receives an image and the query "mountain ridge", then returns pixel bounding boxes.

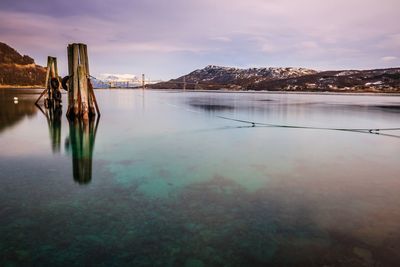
[1,41,399,93]
[151,65,400,93]
[0,42,46,87]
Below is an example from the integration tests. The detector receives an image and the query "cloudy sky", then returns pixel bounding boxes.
[1,0,399,80]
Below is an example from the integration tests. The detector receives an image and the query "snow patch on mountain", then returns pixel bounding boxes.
[182,65,318,84]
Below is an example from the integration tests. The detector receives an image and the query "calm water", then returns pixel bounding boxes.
[1,88,400,266]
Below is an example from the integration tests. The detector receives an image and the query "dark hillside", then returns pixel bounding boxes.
[0,42,46,87]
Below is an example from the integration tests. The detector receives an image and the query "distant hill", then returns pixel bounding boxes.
[151,65,400,93]
[0,42,46,87]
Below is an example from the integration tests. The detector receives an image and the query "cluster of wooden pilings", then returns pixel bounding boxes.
[35,43,100,121]
[64,44,99,183]
[34,43,100,185]
[66,43,100,120]
[35,56,62,108]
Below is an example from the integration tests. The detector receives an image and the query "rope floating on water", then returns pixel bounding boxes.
[215,115,400,133]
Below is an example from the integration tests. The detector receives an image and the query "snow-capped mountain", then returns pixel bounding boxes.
[179,65,317,84]
[151,65,400,93]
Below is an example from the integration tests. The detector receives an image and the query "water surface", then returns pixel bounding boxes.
[1,89,400,266]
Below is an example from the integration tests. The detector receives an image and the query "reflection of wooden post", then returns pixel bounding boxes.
[47,107,62,153]
[66,43,98,120]
[36,101,62,153]
[36,56,61,108]
[66,117,98,184]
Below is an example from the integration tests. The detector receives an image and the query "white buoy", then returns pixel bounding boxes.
[14,100,18,104]
[13,97,18,100]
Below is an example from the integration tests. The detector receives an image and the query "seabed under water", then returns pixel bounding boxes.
[1,88,400,266]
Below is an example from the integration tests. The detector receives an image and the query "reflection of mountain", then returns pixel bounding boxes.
[65,118,99,185]
[0,89,38,133]
[190,103,234,112]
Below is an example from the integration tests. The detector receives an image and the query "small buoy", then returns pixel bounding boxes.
[13,97,18,100]
[14,100,18,104]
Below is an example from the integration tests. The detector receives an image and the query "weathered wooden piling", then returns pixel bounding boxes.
[35,56,62,108]
[65,43,100,120]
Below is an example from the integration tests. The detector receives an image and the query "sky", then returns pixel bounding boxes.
[0,0,399,80]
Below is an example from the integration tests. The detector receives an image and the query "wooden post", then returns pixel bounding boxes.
[45,57,51,100]
[53,56,59,79]
[78,65,89,120]
[66,43,99,120]
[80,44,95,115]
[66,45,73,116]
[49,57,56,102]
[72,44,80,116]
[88,80,101,116]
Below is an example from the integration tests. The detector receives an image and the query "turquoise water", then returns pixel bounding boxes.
[1,88,400,266]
